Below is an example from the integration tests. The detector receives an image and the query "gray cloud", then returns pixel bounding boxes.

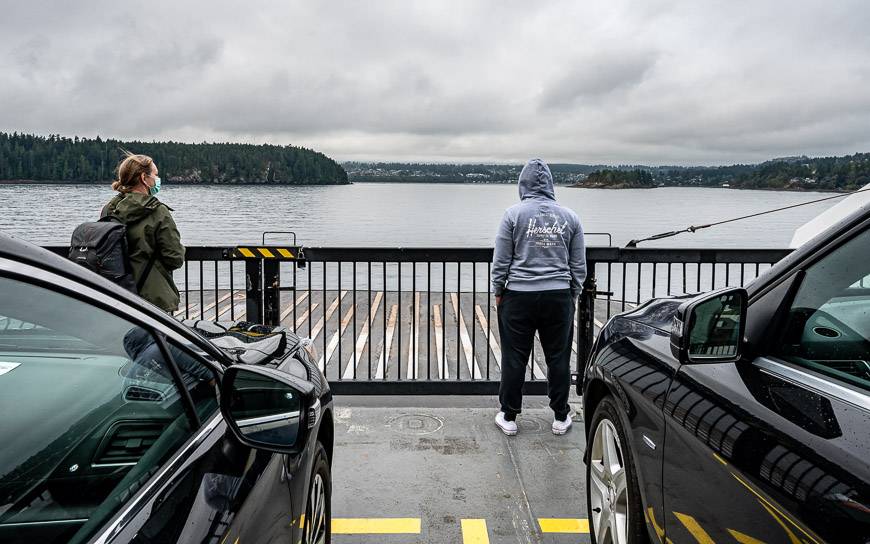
[539,52,658,110]
[1,0,869,164]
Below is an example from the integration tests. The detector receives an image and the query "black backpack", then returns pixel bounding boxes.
[69,216,157,293]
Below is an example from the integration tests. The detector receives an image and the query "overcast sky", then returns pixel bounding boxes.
[2,1,869,165]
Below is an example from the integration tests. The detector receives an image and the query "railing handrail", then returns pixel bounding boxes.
[45,245,793,263]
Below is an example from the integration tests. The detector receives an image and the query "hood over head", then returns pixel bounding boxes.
[518,158,556,201]
[104,192,168,223]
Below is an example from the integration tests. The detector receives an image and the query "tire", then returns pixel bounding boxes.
[302,442,331,544]
[586,396,648,544]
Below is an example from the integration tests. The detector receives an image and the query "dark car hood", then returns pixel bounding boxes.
[618,294,696,331]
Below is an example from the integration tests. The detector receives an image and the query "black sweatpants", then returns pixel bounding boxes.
[498,289,574,421]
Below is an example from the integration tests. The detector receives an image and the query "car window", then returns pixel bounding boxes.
[774,229,870,392]
[0,275,217,544]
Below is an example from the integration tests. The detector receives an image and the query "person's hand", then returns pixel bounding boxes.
[496,295,502,306]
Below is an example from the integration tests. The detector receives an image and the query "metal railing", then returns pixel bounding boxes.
[48,245,792,394]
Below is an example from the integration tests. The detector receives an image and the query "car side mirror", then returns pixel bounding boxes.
[220,365,317,454]
[670,287,747,364]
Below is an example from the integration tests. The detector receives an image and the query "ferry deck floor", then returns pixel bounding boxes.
[330,395,589,544]
[177,288,613,541]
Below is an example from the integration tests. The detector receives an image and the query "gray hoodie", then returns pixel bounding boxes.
[491,159,586,297]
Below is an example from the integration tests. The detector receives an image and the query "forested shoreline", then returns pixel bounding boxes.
[347,154,870,191]
[0,132,348,185]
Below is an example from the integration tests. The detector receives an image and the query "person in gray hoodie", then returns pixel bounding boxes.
[491,158,586,436]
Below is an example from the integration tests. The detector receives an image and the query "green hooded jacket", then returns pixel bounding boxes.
[102,193,185,312]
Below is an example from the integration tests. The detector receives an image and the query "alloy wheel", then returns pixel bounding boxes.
[589,419,629,544]
[304,473,327,544]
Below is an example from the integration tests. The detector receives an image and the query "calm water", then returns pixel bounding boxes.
[1,183,835,248]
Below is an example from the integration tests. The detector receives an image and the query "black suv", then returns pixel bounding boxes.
[582,205,869,543]
[0,233,334,544]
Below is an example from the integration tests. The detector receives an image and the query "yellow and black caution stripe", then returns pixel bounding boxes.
[232,246,302,260]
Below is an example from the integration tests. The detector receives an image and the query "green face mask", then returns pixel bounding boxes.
[149,176,162,196]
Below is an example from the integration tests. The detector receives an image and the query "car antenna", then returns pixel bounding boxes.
[625,186,870,247]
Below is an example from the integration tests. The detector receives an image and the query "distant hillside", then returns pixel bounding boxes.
[344,162,596,184]
[0,132,348,185]
[346,153,870,191]
[649,153,870,191]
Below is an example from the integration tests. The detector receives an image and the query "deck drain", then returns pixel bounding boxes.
[386,414,444,435]
[518,417,545,433]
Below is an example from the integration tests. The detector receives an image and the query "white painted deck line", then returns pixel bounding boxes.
[215,291,246,319]
[530,334,548,380]
[474,305,501,369]
[191,291,234,320]
[432,304,447,379]
[318,303,355,371]
[450,294,482,380]
[342,292,383,380]
[279,291,310,322]
[407,292,421,379]
[174,303,199,317]
[374,304,398,380]
[294,303,319,329]
[309,291,348,343]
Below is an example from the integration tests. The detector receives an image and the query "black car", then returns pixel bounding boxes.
[582,205,869,543]
[0,233,334,544]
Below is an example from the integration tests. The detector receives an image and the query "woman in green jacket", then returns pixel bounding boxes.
[102,152,185,312]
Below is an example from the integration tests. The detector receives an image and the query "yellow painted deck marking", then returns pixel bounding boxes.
[673,512,715,544]
[238,247,256,258]
[257,247,275,258]
[331,518,421,534]
[461,519,490,544]
[538,518,590,533]
[728,528,766,544]
[713,453,728,466]
[646,507,673,544]
[474,304,501,368]
[342,291,383,379]
[375,304,398,379]
[277,248,295,258]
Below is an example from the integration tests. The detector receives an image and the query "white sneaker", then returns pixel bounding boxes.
[552,415,573,435]
[495,412,518,436]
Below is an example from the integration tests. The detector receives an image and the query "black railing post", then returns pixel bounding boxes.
[246,259,263,324]
[263,260,281,326]
[576,263,597,390]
